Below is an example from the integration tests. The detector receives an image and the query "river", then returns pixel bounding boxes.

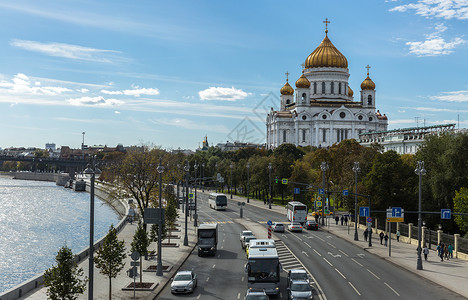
[0,176,120,293]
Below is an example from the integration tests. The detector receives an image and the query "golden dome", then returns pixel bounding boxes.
[361,74,376,90]
[348,86,354,97]
[280,80,294,95]
[295,72,311,89]
[305,32,348,69]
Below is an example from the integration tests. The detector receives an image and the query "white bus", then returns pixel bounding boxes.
[245,247,282,295]
[286,201,308,224]
[208,193,227,210]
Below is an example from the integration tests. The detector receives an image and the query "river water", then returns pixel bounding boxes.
[0,176,120,293]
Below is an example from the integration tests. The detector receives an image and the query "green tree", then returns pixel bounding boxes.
[150,223,167,244]
[94,225,127,300]
[131,220,150,283]
[43,246,88,300]
[454,187,468,234]
[165,197,178,243]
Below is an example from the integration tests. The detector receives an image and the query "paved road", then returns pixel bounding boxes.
[164,192,465,299]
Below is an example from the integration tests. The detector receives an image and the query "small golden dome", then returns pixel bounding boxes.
[348,86,354,97]
[295,72,311,89]
[305,32,348,69]
[361,74,376,90]
[280,80,294,95]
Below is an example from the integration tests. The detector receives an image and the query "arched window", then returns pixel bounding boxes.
[322,82,325,94]
[313,82,317,94]
[368,95,372,105]
[286,99,290,104]
[302,129,306,142]
[338,83,342,95]
[331,82,334,94]
[302,93,306,102]
[283,130,287,143]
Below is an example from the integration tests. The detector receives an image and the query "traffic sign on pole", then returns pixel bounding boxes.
[343,190,349,196]
[294,188,300,194]
[282,178,288,184]
[267,220,273,226]
[189,193,194,199]
[441,209,451,219]
[318,188,324,195]
[359,206,369,217]
[316,201,322,207]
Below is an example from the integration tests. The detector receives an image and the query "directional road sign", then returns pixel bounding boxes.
[282,178,288,184]
[392,207,403,217]
[189,193,194,199]
[294,188,300,194]
[441,209,451,219]
[386,208,404,222]
[267,220,273,226]
[343,190,349,196]
[359,206,369,217]
[318,188,325,195]
[316,201,322,207]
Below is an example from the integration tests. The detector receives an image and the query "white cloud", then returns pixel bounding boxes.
[405,23,466,56]
[114,111,121,114]
[67,96,124,107]
[199,86,251,101]
[430,90,468,102]
[10,39,123,63]
[0,73,72,95]
[390,0,468,20]
[101,87,160,97]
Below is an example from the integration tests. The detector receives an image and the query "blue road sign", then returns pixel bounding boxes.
[318,188,325,195]
[392,207,402,217]
[343,190,349,196]
[294,187,300,194]
[267,220,273,226]
[441,209,451,219]
[359,206,369,217]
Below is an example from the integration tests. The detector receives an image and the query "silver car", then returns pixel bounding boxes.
[287,280,313,299]
[171,270,197,294]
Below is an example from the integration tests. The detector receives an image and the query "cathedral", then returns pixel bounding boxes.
[266,20,388,149]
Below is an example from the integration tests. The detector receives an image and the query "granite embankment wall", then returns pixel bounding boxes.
[0,175,129,300]
[12,172,70,186]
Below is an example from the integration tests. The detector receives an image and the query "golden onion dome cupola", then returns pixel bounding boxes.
[305,20,348,69]
[360,65,376,90]
[295,71,311,89]
[280,80,294,95]
[348,86,354,97]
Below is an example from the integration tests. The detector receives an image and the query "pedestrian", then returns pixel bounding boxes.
[444,244,449,260]
[423,245,429,261]
[448,244,453,259]
[396,230,400,242]
[341,215,344,226]
[379,231,384,245]
[344,216,348,226]
[315,214,319,223]
[363,228,368,241]
[384,233,388,247]
[335,215,339,225]
[437,242,444,261]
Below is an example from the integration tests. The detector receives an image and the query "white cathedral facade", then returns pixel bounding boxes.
[266,24,388,149]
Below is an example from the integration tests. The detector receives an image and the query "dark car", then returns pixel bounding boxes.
[305,220,319,230]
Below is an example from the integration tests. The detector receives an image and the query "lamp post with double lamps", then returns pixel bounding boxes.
[268,163,272,209]
[183,161,190,246]
[202,163,205,192]
[246,163,250,203]
[320,162,328,226]
[156,158,165,276]
[352,162,361,241]
[230,163,233,199]
[194,162,198,227]
[215,162,218,193]
[415,161,426,270]
[83,163,101,300]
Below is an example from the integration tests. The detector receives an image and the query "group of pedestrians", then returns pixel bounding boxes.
[378,231,389,246]
[437,242,454,261]
[335,215,348,226]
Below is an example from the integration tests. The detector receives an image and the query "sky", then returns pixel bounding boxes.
[1,0,467,150]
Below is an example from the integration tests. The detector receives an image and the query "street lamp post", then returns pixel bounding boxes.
[183,161,190,246]
[156,158,165,276]
[202,163,205,192]
[320,162,328,226]
[230,163,233,199]
[352,162,361,241]
[194,162,198,227]
[176,164,180,209]
[215,162,218,193]
[84,163,101,300]
[268,163,272,209]
[415,161,426,270]
[246,163,250,203]
[368,195,372,247]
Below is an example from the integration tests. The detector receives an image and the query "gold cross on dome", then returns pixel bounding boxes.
[366,64,371,75]
[285,71,290,81]
[323,18,330,32]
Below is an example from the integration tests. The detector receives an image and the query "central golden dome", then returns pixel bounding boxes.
[305,31,348,69]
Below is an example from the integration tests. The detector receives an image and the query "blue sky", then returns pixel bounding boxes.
[1,0,467,150]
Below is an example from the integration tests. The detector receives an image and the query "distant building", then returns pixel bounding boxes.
[216,141,264,151]
[359,124,456,154]
[45,143,56,151]
[171,148,195,156]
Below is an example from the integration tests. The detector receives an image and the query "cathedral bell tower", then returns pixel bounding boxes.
[280,72,294,110]
[360,65,376,108]
[295,70,311,107]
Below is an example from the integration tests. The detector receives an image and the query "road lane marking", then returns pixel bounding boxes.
[312,234,325,242]
[304,242,312,248]
[335,268,346,279]
[323,257,333,266]
[241,276,244,282]
[351,258,363,267]
[327,242,336,248]
[384,282,400,296]
[348,281,361,296]
[237,292,241,299]
[367,269,380,279]
[197,295,201,299]
[313,249,322,257]
[339,249,348,257]
[212,264,216,268]
[206,277,210,282]
[291,232,303,241]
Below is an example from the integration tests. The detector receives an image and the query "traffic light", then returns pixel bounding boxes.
[275,177,279,184]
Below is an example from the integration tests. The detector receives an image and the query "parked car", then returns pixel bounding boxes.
[288,222,303,232]
[287,269,310,287]
[171,270,197,294]
[244,288,269,300]
[305,220,319,231]
[272,222,285,233]
[240,230,254,243]
[287,280,313,299]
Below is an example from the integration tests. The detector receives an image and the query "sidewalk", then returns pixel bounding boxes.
[23,212,198,300]
[227,194,468,299]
